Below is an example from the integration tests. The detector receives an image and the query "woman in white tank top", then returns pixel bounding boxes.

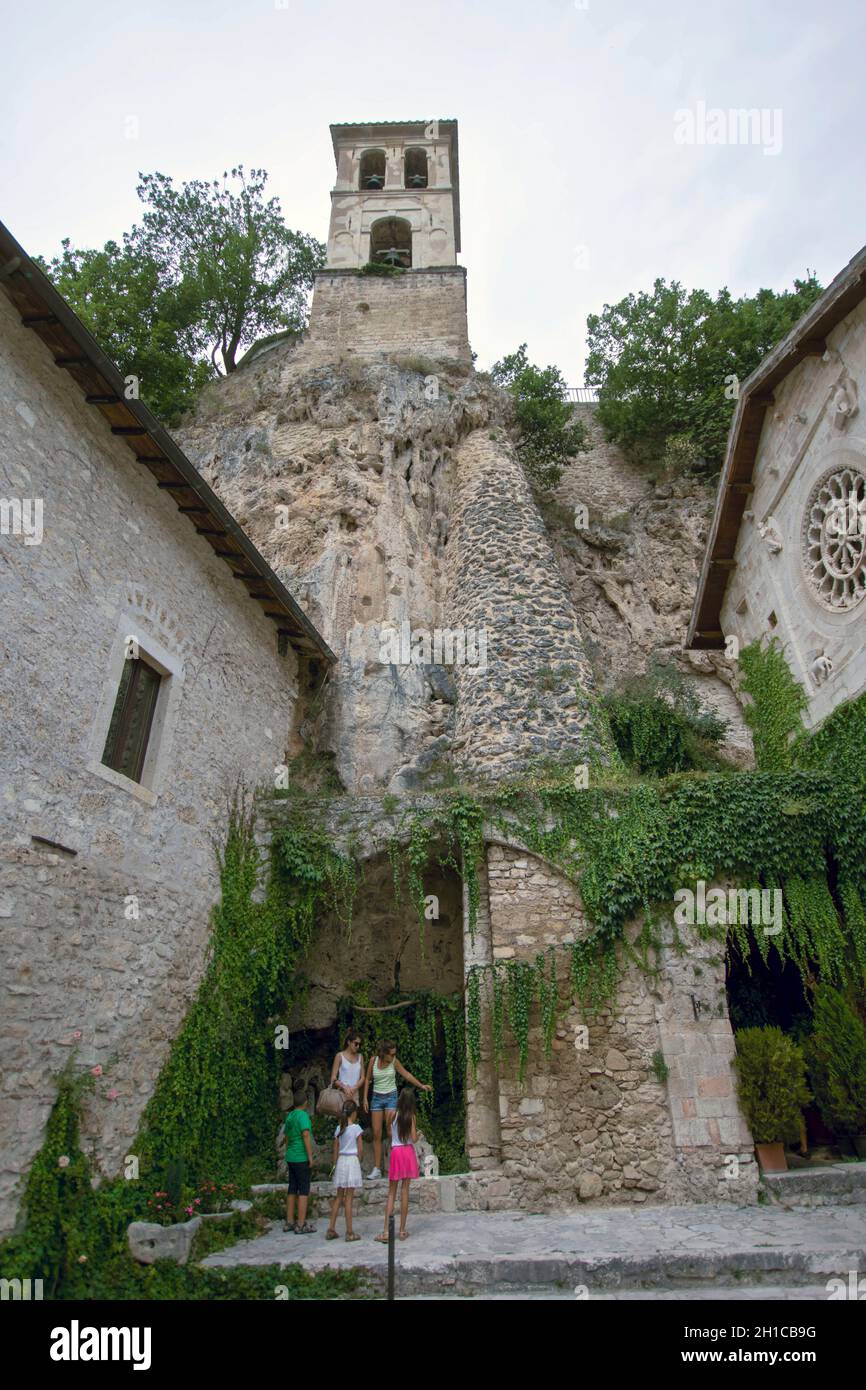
[330,1031,364,1106]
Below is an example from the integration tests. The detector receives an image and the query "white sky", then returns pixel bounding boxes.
[2,0,865,379]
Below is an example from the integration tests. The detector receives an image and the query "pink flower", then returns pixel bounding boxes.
[78,1255,87,1264]
[185,1207,194,1216]
[72,1031,82,1041]
[106,1089,119,1101]
[57,1156,70,1168]
[194,1198,201,1205]
[90,1065,103,1077]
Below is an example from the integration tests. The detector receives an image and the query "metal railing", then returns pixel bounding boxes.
[564,386,600,403]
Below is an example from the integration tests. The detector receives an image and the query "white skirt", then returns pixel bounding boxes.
[333,1154,363,1190]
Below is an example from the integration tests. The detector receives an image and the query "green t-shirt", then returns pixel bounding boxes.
[284,1108,312,1164]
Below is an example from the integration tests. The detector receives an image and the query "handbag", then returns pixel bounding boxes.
[316,1085,344,1118]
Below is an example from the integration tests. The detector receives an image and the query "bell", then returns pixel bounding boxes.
[364,175,384,189]
[407,174,427,188]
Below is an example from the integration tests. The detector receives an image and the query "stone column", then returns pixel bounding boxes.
[446,429,608,783]
[656,911,758,1204]
[463,855,501,1168]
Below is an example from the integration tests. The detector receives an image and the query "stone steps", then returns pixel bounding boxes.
[203,1201,866,1299]
[762,1162,866,1207]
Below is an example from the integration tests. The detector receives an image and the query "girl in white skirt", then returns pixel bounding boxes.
[326,1099,364,1241]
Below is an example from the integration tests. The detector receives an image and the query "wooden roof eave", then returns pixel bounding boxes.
[0,221,334,665]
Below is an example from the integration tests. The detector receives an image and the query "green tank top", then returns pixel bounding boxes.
[373,1057,396,1094]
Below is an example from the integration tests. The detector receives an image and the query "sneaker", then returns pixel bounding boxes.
[367,1167,381,1180]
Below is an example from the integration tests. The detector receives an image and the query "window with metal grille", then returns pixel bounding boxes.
[101,657,162,783]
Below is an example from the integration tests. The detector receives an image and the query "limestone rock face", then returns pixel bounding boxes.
[544,406,753,766]
[178,348,751,789]
[178,344,502,792]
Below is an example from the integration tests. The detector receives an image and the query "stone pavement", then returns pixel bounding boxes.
[203,1200,866,1298]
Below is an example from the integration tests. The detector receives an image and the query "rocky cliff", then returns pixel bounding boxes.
[178,347,752,787]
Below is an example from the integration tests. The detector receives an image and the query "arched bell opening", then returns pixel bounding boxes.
[369,216,412,268]
[404,147,428,188]
[359,149,386,190]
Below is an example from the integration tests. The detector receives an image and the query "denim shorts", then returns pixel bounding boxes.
[370,1089,398,1113]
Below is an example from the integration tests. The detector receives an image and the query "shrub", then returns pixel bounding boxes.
[491,344,587,490]
[603,662,728,776]
[734,1026,811,1144]
[803,986,866,1137]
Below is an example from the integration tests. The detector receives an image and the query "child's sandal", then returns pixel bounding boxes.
[326,1228,339,1240]
[345,1232,361,1241]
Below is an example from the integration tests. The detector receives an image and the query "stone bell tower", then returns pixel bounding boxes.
[306,119,470,361]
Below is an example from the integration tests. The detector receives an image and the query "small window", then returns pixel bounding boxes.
[101,656,163,783]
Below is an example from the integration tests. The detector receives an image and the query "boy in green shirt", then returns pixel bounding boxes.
[283,1090,315,1233]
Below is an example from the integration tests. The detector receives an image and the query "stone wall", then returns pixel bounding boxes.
[464,845,757,1210]
[446,430,608,782]
[306,269,471,362]
[719,300,866,726]
[0,292,302,1232]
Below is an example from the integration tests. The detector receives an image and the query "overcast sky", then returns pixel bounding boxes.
[2,0,865,379]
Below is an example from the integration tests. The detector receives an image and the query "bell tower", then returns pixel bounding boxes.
[325,119,461,270]
[307,118,470,362]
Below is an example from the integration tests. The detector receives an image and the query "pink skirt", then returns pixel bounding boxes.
[388,1143,419,1181]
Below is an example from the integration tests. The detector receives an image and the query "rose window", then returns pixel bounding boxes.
[801,466,866,611]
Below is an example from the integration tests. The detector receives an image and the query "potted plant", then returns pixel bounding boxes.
[803,985,866,1157]
[733,1026,811,1172]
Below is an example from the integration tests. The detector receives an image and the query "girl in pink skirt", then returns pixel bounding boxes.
[375,1088,420,1242]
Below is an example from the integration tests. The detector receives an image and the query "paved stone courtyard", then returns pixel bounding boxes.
[203,1200,866,1298]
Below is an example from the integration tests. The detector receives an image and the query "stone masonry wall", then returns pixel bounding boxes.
[467,846,758,1210]
[446,430,608,782]
[0,292,302,1232]
[306,269,471,363]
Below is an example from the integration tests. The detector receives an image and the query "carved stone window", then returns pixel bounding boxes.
[801,465,866,611]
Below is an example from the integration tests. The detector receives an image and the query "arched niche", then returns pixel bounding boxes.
[369,216,412,268]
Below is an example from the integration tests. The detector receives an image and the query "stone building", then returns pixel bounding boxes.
[0,224,332,1232]
[689,244,866,720]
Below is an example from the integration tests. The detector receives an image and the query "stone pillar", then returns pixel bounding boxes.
[446,430,608,783]
[656,913,758,1204]
[463,856,502,1168]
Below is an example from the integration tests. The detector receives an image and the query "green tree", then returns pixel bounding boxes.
[38,238,213,425]
[133,166,324,374]
[491,344,587,489]
[585,274,823,475]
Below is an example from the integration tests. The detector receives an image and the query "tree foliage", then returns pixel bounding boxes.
[37,239,213,425]
[133,166,324,374]
[491,344,587,489]
[585,274,823,475]
[38,166,324,423]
